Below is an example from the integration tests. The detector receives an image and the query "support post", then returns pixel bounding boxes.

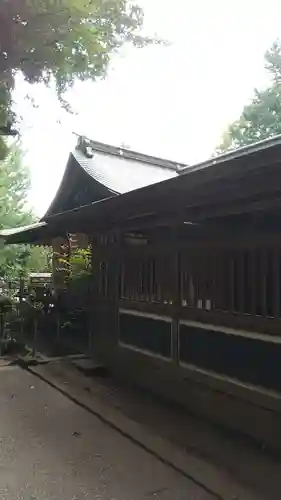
[88,311,93,353]
[20,307,24,344]
[32,315,37,358]
[88,241,94,353]
[0,311,4,356]
[112,231,121,347]
[56,313,60,344]
[172,225,181,364]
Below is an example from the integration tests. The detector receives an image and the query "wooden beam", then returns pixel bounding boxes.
[273,248,281,319]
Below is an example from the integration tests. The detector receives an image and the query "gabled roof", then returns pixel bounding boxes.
[42,133,281,234]
[44,136,180,217]
[72,144,179,195]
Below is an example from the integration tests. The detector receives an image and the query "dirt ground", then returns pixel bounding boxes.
[0,356,278,499]
[0,363,215,499]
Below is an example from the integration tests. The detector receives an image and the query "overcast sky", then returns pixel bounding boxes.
[13,0,281,216]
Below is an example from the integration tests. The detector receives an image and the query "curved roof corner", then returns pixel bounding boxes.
[42,136,181,219]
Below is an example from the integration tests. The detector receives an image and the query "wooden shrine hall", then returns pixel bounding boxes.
[0,136,180,286]
[4,134,281,451]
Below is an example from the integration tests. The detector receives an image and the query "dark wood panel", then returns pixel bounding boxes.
[179,307,281,336]
[119,311,172,358]
[179,322,281,392]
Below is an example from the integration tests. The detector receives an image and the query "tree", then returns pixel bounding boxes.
[0,0,154,157]
[26,245,52,274]
[0,144,50,281]
[217,40,281,153]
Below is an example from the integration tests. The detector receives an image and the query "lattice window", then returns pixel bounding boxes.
[120,251,174,304]
[180,245,281,318]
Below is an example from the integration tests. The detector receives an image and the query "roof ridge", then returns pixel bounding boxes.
[75,135,184,172]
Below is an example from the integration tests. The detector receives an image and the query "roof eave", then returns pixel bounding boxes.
[180,134,281,175]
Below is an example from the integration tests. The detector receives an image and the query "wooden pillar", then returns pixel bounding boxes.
[87,235,94,352]
[172,226,181,364]
[111,230,121,346]
[90,233,103,352]
[273,247,280,319]
[250,248,257,316]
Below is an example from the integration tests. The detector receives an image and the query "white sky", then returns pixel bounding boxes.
[13,0,281,216]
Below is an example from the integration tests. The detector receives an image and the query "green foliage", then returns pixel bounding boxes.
[66,247,92,312]
[69,247,92,280]
[217,39,281,153]
[0,145,31,219]
[26,245,52,274]
[0,0,154,133]
[0,294,13,312]
[55,246,92,311]
[56,246,91,281]
[0,144,51,281]
[0,79,16,160]
[0,137,8,163]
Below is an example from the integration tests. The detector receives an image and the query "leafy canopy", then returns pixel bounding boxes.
[217,40,281,153]
[0,0,153,148]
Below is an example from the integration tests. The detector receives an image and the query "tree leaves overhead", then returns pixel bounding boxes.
[0,0,152,145]
[217,39,281,154]
[1,0,150,89]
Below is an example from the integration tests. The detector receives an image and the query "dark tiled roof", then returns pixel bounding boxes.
[44,137,181,218]
[73,145,178,195]
[77,137,185,171]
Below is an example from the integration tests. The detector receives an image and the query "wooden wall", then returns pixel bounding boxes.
[90,227,281,450]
